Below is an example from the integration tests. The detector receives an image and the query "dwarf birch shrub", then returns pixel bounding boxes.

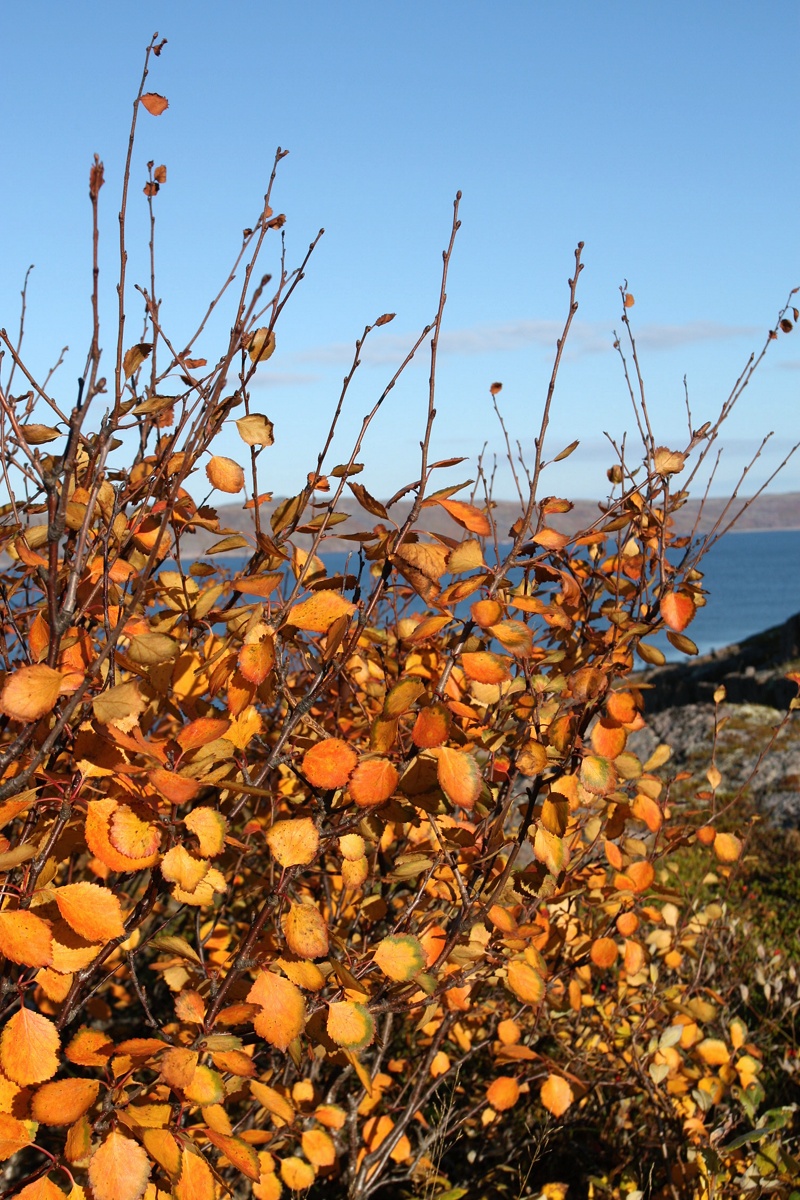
[0,36,798,1200]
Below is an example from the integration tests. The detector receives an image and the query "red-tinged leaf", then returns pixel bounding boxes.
[247,971,306,1050]
[287,591,355,633]
[436,747,482,810]
[348,758,399,808]
[88,1130,151,1200]
[177,717,231,751]
[206,1131,260,1180]
[660,590,696,632]
[1,1008,60,1085]
[435,498,492,536]
[0,909,53,967]
[461,651,511,684]
[373,934,425,982]
[412,703,451,749]
[488,619,533,657]
[327,1001,375,1050]
[540,1073,574,1116]
[0,664,63,721]
[54,882,125,942]
[266,817,319,867]
[31,1077,100,1125]
[140,93,169,116]
[148,766,202,804]
[206,455,245,493]
[302,738,358,790]
[238,637,276,685]
[284,902,329,960]
[174,1146,216,1200]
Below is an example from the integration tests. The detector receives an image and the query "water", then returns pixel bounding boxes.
[219,529,800,663]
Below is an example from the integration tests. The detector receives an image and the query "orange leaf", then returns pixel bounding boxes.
[532,527,570,551]
[250,1081,295,1124]
[54,882,125,942]
[238,638,276,685]
[661,591,696,632]
[0,1111,35,1161]
[206,455,245,493]
[590,719,627,759]
[109,805,161,858]
[284,902,329,960]
[460,651,511,684]
[436,747,482,810]
[540,1073,574,1117]
[435,498,491,536]
[88,1130,152,1200]
[412,703,451,749]
[247,972,306,1051]
[327,1001,375,1050]
[174,1147,216,1200]
[487,1076,520,1112]
[488,620,533,657]
[1,1008,60,1085]
[590,937,618,968]
[373,934,425,982]
[0,664,62,721]
[65,1027,115,1067]
[714,831,742,863]
[266,817,319,867]
[148,767,202,805]
[87,800,160,871]
[31,1077,100,1125]
[280,1158,316,1191]
[302,738,358,790]
[161,846,210,893]
[206,1131,260,1180]
[383,677,426,717]
[177,717,231,751]
[506,960,545,1005]
[606,691,638,724]
[302,1127,336,1167]
[404,615,451,643]
[517,740,548,777]
[140,92,169,116]
[16,1179,68,1200]
[470,599,503,627]
[348,758,399,808]
[287,591,355,634]
[0,910,53,967]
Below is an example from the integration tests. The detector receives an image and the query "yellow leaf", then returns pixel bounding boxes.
[280,1157,315,1190]
[326,1001,375,1050]
[653,447,686,476]
[0,910,53,968]
[122,342,153,377]
[287,591,355,634]
[174,1147,215,1200]
[246,328,277,365]
[506,960,545,1005]
[31,1078,100,1126]
[373,935,425,982]
[184,808,227,857]
[696,1038,730,1066]
[235,414,274,446]
[284,902,329,960]
[435,747,482,810]
[713,831,742,863]
[266,817,319,868]
[92,681,146,731]
[0,1110,36,1161]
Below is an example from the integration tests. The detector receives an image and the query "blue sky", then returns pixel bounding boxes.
[2,2,798,503]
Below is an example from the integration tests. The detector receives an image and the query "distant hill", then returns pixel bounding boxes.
[180,490,800,557]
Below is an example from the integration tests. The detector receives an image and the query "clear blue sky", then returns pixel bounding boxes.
[2,2,798,503]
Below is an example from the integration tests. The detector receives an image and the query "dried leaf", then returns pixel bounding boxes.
[122,343,153,377]
[235,414,275,446]
[246,327,276,365]
[206,456,245,494]
[660,591,696,632]
[140,93,169,116]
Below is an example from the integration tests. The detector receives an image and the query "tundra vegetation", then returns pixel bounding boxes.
[0,36,798,1200]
